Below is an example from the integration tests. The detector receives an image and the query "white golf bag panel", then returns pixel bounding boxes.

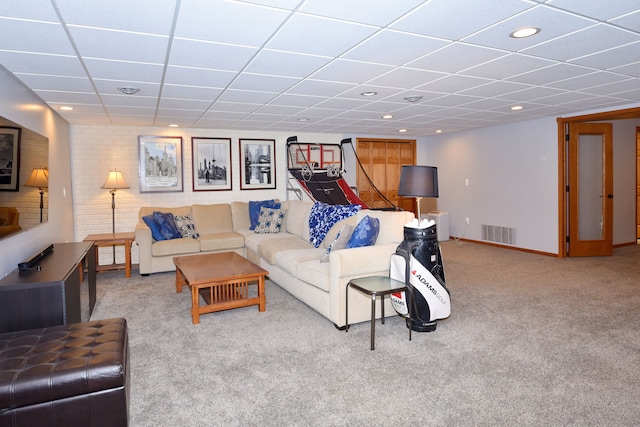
[390,223,450,332]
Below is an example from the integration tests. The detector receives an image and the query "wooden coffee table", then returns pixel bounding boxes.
[174,252,268,324]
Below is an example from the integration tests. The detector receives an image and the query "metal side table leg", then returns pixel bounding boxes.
[370,293,376,350]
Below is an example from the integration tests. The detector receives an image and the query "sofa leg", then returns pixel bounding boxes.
[334,324,347,331]
[141,273,149,277]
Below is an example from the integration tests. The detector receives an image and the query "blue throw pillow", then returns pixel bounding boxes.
[142,214,165,241]
[308,201,361,248]
[152,211,182,240]
[346,215,380,248]
[249,200,281,230]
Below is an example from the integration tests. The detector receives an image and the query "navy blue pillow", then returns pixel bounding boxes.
[249,200,281,230]
[142,214,165,241]
[152,211,182,240]
[346,215,380,248]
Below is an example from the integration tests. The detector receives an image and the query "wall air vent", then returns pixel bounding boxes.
[481,225,516,245]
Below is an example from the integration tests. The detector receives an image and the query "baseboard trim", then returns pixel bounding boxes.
[447,237,559,258]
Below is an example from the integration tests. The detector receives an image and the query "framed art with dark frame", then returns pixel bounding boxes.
[0,126,21,191]
[138,135,183,193]
[239,138,276,190]
[192,137,232,191]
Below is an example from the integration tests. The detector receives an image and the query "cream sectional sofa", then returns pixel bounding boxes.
[134,200,414,328]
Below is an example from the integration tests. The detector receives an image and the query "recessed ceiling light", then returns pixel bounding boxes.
[117,87,140,95]
[297,118,309,122]
[511,105,524,111]
[509,27,540,38]
[436,129,443,134]
[382,114,393,119]
[398,129,407,133]
[404,96,423,103]
[59,106,74,111]
[361,91,378,97]
[169,124,179,128]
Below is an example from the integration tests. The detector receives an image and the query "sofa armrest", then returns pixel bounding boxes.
[135,222,153,275]
[328,243,399,326]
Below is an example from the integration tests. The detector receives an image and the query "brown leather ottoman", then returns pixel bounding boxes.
[0,318,129,427]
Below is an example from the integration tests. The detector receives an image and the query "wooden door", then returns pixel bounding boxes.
[356,138,416,212]
[568,122,613,257]
[637,128,640,239]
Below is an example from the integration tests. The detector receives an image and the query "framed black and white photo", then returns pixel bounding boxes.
[138,135,183,193]
[192,137,232,191]
[0,126,21,191]
[239,138,276,190]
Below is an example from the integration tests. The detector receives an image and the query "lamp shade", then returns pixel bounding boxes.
[102,170,129,190]
[398,165,438,198]
[24,167,49,189]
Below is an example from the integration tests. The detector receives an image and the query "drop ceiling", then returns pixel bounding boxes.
[1,0,639,136]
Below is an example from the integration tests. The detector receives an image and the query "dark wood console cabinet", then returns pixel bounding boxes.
[0,242,97,333]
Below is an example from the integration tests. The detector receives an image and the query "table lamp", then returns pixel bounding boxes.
[398,165,438,221]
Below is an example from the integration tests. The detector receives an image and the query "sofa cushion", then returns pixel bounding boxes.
[296,260,331,292]
[254,207,287,233]
[174,214,200,239]
[151,238,200,256]
[199,232,244,251]
[284,200,311,239]
[249,200,280,230]
[322,216,359,249]
[258,237,313,265]
[308,202,360,248]
[231,201,251,231]
[244,231,294,255]
[153,211,182,240]
[275,248,325,276]
[356,209,414,245]
[191,204,234,235]
[142,214,165,241]
[321,224,354,263]
[347,215,380,248]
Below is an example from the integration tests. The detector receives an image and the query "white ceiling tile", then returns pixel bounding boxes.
[216,90,278,104]
[544,71,631,92]
[505,63,593,86]
[0,51,84,77]
[268,94,326,107]
[254,105,306,115]
[155,108,203,118]
[170,39,258,71]
[161,85,223,101]
[68,27,168,63]
[407,42,508,73]
[174,0,290,46]
[100,94,157,107]
[610,9,640,32]
[522,24,639,62]
[93,80,160,98]
[343,30,448,66]
[16,74,94,92]
[0,1,58,21]
[578,79,640,97]
[391,0,532,40]
[244,50,332,78]
[367,68,446,89]
[464,5,594,51]
[457,81,530,97]
[229,73,299,92]
[461,53,556,80]
[495,86,567,102]
[55,0,178,34]
[570,42,640,70]
[300,0,425,26]
[159,98,211,110]
[416,75,493,94]
[84,59,165,82]
[34,91,101,104]
[164,66,236,87]
[610,62,640,78]
[308,59,393,84]
[266,14,377,56]
[0,19,74,55]
[547,0,640,21]
[286,80,355,97]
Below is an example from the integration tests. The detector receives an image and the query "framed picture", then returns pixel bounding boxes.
[239,138,276,190]
[0,126,21,191]
[138,135,183,193]
[192,137,232,191]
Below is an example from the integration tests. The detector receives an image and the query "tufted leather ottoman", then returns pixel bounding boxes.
[0,318,129,427]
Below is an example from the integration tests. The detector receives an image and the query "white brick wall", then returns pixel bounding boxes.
[70,126,342,267]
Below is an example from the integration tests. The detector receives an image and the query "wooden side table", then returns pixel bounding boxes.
[83,232,135,278]
[346,276,412,350]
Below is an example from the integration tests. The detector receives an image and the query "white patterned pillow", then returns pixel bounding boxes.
[255,207,287,234]
[321,224,354,263]
[174,214,200,239]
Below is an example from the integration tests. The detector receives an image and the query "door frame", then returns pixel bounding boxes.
[557,106,640,257]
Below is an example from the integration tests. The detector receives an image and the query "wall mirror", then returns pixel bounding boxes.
[0,116,49,240]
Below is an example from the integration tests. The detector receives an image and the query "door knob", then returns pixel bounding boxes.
[607,194,613,199]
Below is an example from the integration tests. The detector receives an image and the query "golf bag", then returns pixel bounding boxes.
[390,222,451,332]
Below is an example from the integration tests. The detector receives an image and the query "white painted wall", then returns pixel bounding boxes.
[69,126,343,266]
[419,116,639,255]
[419,117,560,254]
[0,68,73,278]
